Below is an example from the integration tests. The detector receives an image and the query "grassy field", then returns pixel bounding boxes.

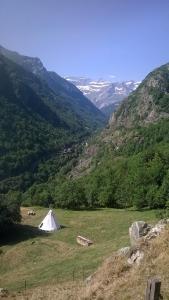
[0,207,157,292]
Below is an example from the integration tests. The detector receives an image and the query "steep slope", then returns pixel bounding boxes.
[51,62,169,211]
[65,76,140,117]
[0,53,93,193]
[83,227,169,300]
[110,63,169,128]
[0,45,106,130]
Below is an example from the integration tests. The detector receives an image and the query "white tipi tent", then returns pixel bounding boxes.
[38,210,60,232]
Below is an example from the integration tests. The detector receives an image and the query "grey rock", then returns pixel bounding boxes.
[127,250,144,265]
[129,221,152,246]
[145,222,166,241]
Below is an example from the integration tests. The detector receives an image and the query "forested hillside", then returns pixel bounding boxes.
[0,48,106,200]
[38,63,169,210]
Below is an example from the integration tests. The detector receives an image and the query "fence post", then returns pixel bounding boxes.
[24,279,27,292]
[145,278,161,300]
[72,269,75,281]
[82,267,85,281]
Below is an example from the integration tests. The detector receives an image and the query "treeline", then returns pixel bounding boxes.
[20,144,169,210]
[2,118,169,212]
[17,119,169,210]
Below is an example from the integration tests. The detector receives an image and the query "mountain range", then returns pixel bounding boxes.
[65,76,141,117]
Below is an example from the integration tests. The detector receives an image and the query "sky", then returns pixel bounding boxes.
[0,0,169,81]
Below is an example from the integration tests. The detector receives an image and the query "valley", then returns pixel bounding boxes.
[1,21,169,300]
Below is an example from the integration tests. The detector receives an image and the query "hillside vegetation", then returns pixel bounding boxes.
[39,62,169,211]
[0,47,106,203]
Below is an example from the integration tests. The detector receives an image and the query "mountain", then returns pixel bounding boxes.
[0,46,106,194]
[65,76,141,117]
[110,63,169,128]
[53,62,169,211]
[0,45,106,131]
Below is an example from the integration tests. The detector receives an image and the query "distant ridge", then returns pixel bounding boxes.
[65,75,141,117]
[0,45,106,130]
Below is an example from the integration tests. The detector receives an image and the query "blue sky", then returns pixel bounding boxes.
[0,0,169,81]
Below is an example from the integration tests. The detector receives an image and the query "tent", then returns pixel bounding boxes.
[38,210,60,232]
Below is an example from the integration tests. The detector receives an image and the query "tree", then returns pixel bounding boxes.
[56,180,87,209]
[0,193,21,233]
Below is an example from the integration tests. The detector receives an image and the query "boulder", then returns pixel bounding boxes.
[127,249,144,265]
[129,221,152,246]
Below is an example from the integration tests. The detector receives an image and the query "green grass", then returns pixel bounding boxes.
[0,207,157,291]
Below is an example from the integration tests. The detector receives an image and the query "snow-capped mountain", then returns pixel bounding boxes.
[65,76,141,117]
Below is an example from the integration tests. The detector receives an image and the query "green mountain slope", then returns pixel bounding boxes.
[0,53,99,194]
[46,63,169,210]
[110,63,169,128]
[0,45,106,130]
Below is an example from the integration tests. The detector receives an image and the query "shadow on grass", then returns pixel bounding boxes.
[67,207,102,212]
[124,206,152,212]
[0,223,49,246]
[60,224,68,229]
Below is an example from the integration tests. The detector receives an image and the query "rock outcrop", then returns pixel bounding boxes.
[118,219,168,266]
[129,221,152,246]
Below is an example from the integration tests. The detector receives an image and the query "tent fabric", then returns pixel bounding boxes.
[39,210,60,232]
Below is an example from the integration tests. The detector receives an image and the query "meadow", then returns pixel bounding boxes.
[0,207,157,292]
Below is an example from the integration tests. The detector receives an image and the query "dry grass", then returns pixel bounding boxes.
[2,282,84,300]
[83,227,169,300]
